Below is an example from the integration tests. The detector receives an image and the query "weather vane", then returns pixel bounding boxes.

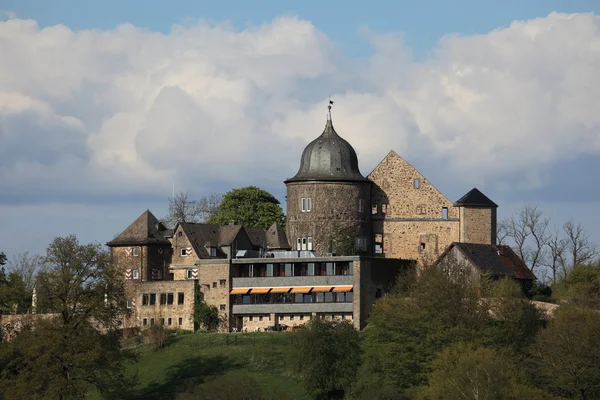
[328,97,334,120]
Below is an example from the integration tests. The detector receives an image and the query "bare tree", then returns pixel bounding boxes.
[6,252,43,293]
[544,228,568,283]
[563,220,598,272]
[496,221,509,245]
[503,205,549,275]
[162,191,222,228]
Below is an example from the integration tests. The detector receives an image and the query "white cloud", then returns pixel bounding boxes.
[0,12,599,206]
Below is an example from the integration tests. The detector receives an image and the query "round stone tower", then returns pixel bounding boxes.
[285,115,372,256]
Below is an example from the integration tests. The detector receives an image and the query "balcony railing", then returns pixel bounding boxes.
[231,275,354,288]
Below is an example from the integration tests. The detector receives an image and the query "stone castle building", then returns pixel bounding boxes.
[107,112,508,332]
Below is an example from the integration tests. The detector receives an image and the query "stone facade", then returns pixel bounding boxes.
[459,206,497,245]
[368,151,462,262]
[112,244,171,282]
[286,181,372,255]
[125,280,196,331]
[195,260,231,329]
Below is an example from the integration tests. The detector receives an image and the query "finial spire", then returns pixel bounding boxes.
[327,97,334,121]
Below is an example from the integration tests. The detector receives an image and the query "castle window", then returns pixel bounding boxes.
[178,317,183,325]
[302,237,307,251]
[143,318,147,326]
[259,315,263,321]
[167,293,174,305]
[307,237,313,251]
[160,293,167,305]
[149,293,156,305]
[381,204,388,214]
[301,197,312,212]
[357,198,364,213]
[132,269,139,280]
[142,294,149,306]
[178,231,183,237]
[180,248,187,257]
[178,292,185,305]
[442,207,448,220]
[372,203,379,214]
[220,304,226,311]
[413,178,421,189]
[186,269,194,279]
[419,243,426,255]
[167,318,172,326]
[220,279,226,286]
[355,237,367,251]
[132,247,139,257]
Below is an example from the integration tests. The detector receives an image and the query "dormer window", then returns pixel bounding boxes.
[301,197,312,212]
[210,247,217,257]
[413,179,421,189]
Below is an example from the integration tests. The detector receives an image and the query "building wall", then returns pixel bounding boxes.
[286,181,372,256]
[368,151,461,260]
[125,280,196,331]
[170,225,200,265]
[111,244,171,281]
[196,260,231,330]
[459,207,496,245]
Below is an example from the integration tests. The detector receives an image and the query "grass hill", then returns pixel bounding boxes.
[88,331,309,400]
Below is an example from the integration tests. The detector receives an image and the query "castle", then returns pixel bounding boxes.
[108,113,521,332]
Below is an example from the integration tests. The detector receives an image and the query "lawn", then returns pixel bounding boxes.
[88,332,309,400]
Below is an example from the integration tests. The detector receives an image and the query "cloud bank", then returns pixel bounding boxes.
[1,12,599,206]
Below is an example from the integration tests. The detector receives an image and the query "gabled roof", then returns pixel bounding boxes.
[245,227,267,249]
[266,223,291,250]
[445,242,535,280]
[107,210,170,247]
[454,188,498,208]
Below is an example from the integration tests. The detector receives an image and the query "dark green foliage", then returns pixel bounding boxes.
[423,343,554,400]
[291,318,361,400]
[194,287,221,332]
[0,269,30,314]
[0,252,5,266]
[209,186,285,230]
[327,223,358,256]
[552,263,600,308]
[0,235,136,399]
[355,266,544,398]
[528,306,600,400]
[177,375,265,400]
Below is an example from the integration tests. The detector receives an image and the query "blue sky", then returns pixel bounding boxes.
[0,1,599,280]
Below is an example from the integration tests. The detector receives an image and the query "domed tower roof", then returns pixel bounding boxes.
[285,118,369,183]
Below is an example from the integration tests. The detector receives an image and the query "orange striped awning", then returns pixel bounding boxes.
[250,287,270,294]
[332,285,353,292]
[290,287,312,293]
[311,286,333,292]
[230,288,251,295]
[270,287,290,293]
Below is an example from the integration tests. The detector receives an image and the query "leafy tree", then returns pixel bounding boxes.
[528,305,600,399]
[0,252,5,267]
[326,223,358,256]
[423,343,555,400]
[0,270,29,314]
[209,186,285,230]
[552,263,600,308]
[194,284,222,332]
[291,318,361,400]
[0,235,136,399]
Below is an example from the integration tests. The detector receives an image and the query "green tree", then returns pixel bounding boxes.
[528,305,600,400]
[326,223,357,256]
[194,286,222,332]
[423,343,555,400]
[209,186,285,230]
[0,252,5,267]
[291,318,361,400]
[552,263,600,308]
[0,270,29,314]
[0,235,136,399]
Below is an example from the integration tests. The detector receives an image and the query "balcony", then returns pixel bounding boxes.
[231,275,354,288]
[232,302,353,314]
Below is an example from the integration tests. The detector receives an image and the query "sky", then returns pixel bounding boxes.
[0,0,599,262]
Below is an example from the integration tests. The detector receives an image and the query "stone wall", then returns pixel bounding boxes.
[459,207,496,245]
[170,225,199,265]
[368,151,462,260]
[197,260,231,329]
[286,181,372,256]
[125,280,196,331]
[111,244,171,281]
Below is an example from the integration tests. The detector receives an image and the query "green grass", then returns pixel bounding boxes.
[88,332,309,400]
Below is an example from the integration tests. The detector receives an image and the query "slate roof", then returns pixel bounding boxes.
[245,227,267,249]
[107,210,171,247]
[454,188,498,208]
[266,223,291,250]
[285,118,369,183]
[179,223,270,258]
[450,242,535,280]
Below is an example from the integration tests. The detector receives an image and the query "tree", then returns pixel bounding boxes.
[0,270,29,314]
[209,186,285,231]
[563,220,598,273]
[291,318,361,400]
[502,205,549,276]
[545,228,568,283]
[0,235,136,399]
[194,288,222,332]
[424,343,554,400]
[327,223,358,256]
[7,252,42,293]
[552,263,600,308]
[0,252,6,267]
[162,191,222,228]
[529,306,600,400]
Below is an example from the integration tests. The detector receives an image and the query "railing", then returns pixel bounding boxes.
[231,275,354,288]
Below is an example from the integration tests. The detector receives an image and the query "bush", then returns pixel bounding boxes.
[141,324,170,349]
